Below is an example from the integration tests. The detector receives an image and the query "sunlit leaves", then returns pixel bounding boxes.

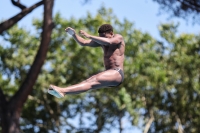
[1,5,199,133]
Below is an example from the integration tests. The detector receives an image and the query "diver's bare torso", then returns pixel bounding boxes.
[101,35,125,71]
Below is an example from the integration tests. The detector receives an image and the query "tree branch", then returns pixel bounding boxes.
[0,1,44,34]
[9,0,54,110]
[81,0,91,5]
[0,87,7,107]
[11,0,26,10]
[176,114,184,133]
[176,0,200,12]
[166,91,185,132]
[0,87,7,120]
[144,109,154,133]
[182,0,200,12]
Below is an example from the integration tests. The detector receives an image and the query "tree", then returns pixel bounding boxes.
[152,0,200,24]
[147,23,200,133]
[1,4,200,133]
[21,7,142,133]
[0,0,44,34]
[1,6,146,132]
[0,0,54,132]
[125,23,200,132]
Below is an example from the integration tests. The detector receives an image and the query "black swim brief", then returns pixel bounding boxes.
[109,68,124,87]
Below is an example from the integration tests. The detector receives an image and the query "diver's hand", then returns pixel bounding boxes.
[65,27,75,35]
[79,30,91,38]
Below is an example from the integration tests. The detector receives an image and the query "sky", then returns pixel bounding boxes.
[1,0,200,40]
[1,0,200,133]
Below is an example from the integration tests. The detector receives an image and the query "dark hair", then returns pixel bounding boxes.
[98,24,113,33]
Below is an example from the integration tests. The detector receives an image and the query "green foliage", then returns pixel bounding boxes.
[151,23,200,133]
[0,6,200,133]
[0,25,39,97]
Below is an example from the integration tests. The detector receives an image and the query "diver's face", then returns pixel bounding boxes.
[99,32,113,38]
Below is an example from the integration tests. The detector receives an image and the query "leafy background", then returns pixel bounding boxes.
[0,1,200,133]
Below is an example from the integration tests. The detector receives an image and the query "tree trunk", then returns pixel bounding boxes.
[1,105,21,133]
[0,0,54,132]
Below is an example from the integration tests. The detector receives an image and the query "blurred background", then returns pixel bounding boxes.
[0,0,200,133]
